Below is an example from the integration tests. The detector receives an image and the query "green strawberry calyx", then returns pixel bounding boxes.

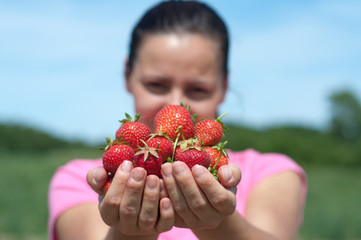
[179,102,198,123]
[148,125,172,142]
[215,112,228,131]
[134,139,160,161]
[98,137,129,151]
[208,167,219,181]
[119,112,141,125]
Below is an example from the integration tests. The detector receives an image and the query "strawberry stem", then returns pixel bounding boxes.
[217,112,228,120]
[176,125,186,141]
[171,132,181,163]
[212,151,223,170]
[210,141,228,171]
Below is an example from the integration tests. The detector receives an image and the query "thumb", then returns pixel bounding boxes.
[218,163,241,187]
[86,166,108,195]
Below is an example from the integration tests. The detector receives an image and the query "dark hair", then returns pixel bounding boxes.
[128,0,229,76]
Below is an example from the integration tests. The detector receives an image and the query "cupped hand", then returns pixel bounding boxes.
[161,161,240,230]
[86,161,175,237]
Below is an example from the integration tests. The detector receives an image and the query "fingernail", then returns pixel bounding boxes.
[131,168,146,182]
[173,162,185,176]
[161,163,172,178]
[93,167,103,185]
[222,166,232,183]
[146,177,158,189]
[192,165,205,178]
[121,160,132,173]
[162,199,171,209]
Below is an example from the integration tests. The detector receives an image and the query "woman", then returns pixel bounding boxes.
[48,1,307,239]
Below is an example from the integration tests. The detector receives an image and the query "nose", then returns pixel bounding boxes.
[167,88,186,106]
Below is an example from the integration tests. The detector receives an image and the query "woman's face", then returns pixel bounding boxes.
[125,33,228,130]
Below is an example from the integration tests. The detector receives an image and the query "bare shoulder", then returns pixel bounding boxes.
[246,171,304,240]
[56,203,109,240]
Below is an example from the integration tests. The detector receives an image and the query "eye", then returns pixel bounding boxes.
[186,87,211,100]
[144,82,169,95]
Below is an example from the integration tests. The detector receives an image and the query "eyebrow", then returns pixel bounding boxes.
[140,74,215,87]
[140,75,170,82]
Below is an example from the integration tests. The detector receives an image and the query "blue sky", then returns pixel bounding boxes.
[1,0,360,144]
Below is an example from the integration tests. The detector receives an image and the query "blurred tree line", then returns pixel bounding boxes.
[0,124,87,152]
[0,90,360,166]
[225,89,361,166]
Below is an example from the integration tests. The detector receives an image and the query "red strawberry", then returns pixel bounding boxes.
[154,104,195,141]
[174,144,211,169]
[115,113,151,149]
[195,113,227,146]
[102,143,134,175]
[204,145,229,171]
[147,136,173,161]
[134,146,163,177]
[103,175,113,194]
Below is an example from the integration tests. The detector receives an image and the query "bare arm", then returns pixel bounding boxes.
[56,203,109,240]
[245,171,303,240]
[55,199,161,240]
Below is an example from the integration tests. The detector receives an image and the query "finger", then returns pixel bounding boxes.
[161,163,197,224]
[172,162,216,220]
[227,186,238,195]
[156,198,175,233]
[192,164,236,215]
[86,166,108,195]
[159,179,169,199]
[118,167,146,233]
[99,160,133,226]
[173,212,187,228]
[218,163,242,187]
[138,175,160,231]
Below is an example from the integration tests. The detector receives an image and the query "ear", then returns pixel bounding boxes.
[124,57,132,93]
[219,71,229,103]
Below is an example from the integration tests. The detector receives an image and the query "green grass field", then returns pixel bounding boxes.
[0,149,360,240]
[299,164,361,239]
[0,149,101,240]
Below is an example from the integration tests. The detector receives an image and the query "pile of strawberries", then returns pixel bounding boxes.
[101,104,229,192]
